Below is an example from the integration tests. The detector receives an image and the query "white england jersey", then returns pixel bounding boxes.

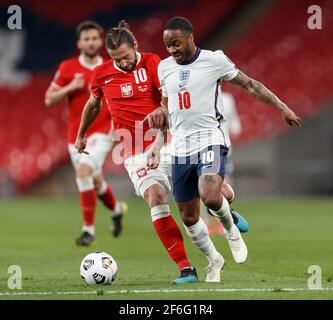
[158,48,238,157]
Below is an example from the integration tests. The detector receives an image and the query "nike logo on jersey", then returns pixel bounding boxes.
[105,79,113,84]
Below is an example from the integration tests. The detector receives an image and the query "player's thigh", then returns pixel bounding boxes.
[172,157,199,203]
[177,197,201,227]
[80,133,113,177]
[197,145,229,198]
[68,144,81,170]
[198,173,223,202]
[124,152,171,198]
[68,144,93,175]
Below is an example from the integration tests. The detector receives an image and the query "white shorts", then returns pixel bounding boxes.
[124,145,172,197]
[68,133,113,177]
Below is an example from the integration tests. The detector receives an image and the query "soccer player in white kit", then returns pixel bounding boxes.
[144,16,301,282]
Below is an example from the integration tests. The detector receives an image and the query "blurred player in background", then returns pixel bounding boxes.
[75,21,198,284]
[201,91,248,236]
[144,16,301,282]
[44,21,127,246]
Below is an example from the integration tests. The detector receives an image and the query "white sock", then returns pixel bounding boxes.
[82,225,95,236]
[76,176,94,192]
[96,180,107,196]
[184,218,220,263]
[209,195,234,232]
[113,201,123,217]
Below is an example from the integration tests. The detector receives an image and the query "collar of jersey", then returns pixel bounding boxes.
[78,54,103,70]
[113,52,142,73]
[176,47,201,65]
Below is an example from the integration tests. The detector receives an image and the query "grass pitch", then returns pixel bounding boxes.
[0,196,333,300]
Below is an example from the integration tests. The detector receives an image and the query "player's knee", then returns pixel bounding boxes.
[76,176,94,192]
[76,164,93,178]
[93,176,104,192]
[76,165,94,192]
[144,184,167,208]
[181,212,198,227]
[201,193,220,211]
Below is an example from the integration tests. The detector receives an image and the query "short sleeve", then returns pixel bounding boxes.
[90,69,103,98]
[215,50,238,81]
[158,63,168,97]
[52,61,68,88]
[147,54,161,90]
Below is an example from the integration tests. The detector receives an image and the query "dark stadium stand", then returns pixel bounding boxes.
[0,0,331,191]
[222,0,333,145]
[0,77,68,190]
[130,0,240,58]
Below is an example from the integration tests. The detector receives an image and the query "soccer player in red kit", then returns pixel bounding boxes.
[75,21,198,283]
[44,21,127,246]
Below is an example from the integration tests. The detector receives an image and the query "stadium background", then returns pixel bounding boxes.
[0,0,333,300]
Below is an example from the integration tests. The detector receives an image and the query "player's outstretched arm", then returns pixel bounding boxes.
[44,73,85,107]
[75,94,101,154]
[229,71,301,128]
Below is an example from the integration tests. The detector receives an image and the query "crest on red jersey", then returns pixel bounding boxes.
[120,83,133,97]
[136,168,147,179]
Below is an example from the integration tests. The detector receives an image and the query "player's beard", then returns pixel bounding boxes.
[118,55,138,72]
[84,47,100,59]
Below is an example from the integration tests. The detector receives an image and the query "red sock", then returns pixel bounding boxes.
[152,215,192,270]
[80,189,97,226]
[98,185,116,211]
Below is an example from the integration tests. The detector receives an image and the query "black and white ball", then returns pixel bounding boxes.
[80,252,118,285]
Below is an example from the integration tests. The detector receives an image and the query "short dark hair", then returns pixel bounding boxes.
[76,21,104,39]
[105,20,136,50]
[164,16,193,34]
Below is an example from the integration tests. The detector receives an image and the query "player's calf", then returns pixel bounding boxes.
[144,185,194,274]
[95,178,127,238]
[222,182,235,203]
[75,164,97,244]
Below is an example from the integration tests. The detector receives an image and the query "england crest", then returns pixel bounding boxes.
[179,70,190,82]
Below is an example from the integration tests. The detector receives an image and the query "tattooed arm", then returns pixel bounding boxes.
[229,71,301,128]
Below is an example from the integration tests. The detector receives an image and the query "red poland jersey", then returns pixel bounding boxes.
[52,55,111,144]
[90,52,162,158]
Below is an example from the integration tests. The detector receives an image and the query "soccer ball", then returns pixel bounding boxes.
[80,252,118,285]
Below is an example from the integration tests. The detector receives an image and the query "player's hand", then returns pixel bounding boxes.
[282,108,301,128]
[145,147,160,170]
[75,136,89,155]
[141,107,167,129]
[68,73,85,92]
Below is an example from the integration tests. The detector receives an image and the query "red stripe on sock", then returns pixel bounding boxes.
[80,189,97,226]
[152,215,192,271]
[98,185,116,211]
